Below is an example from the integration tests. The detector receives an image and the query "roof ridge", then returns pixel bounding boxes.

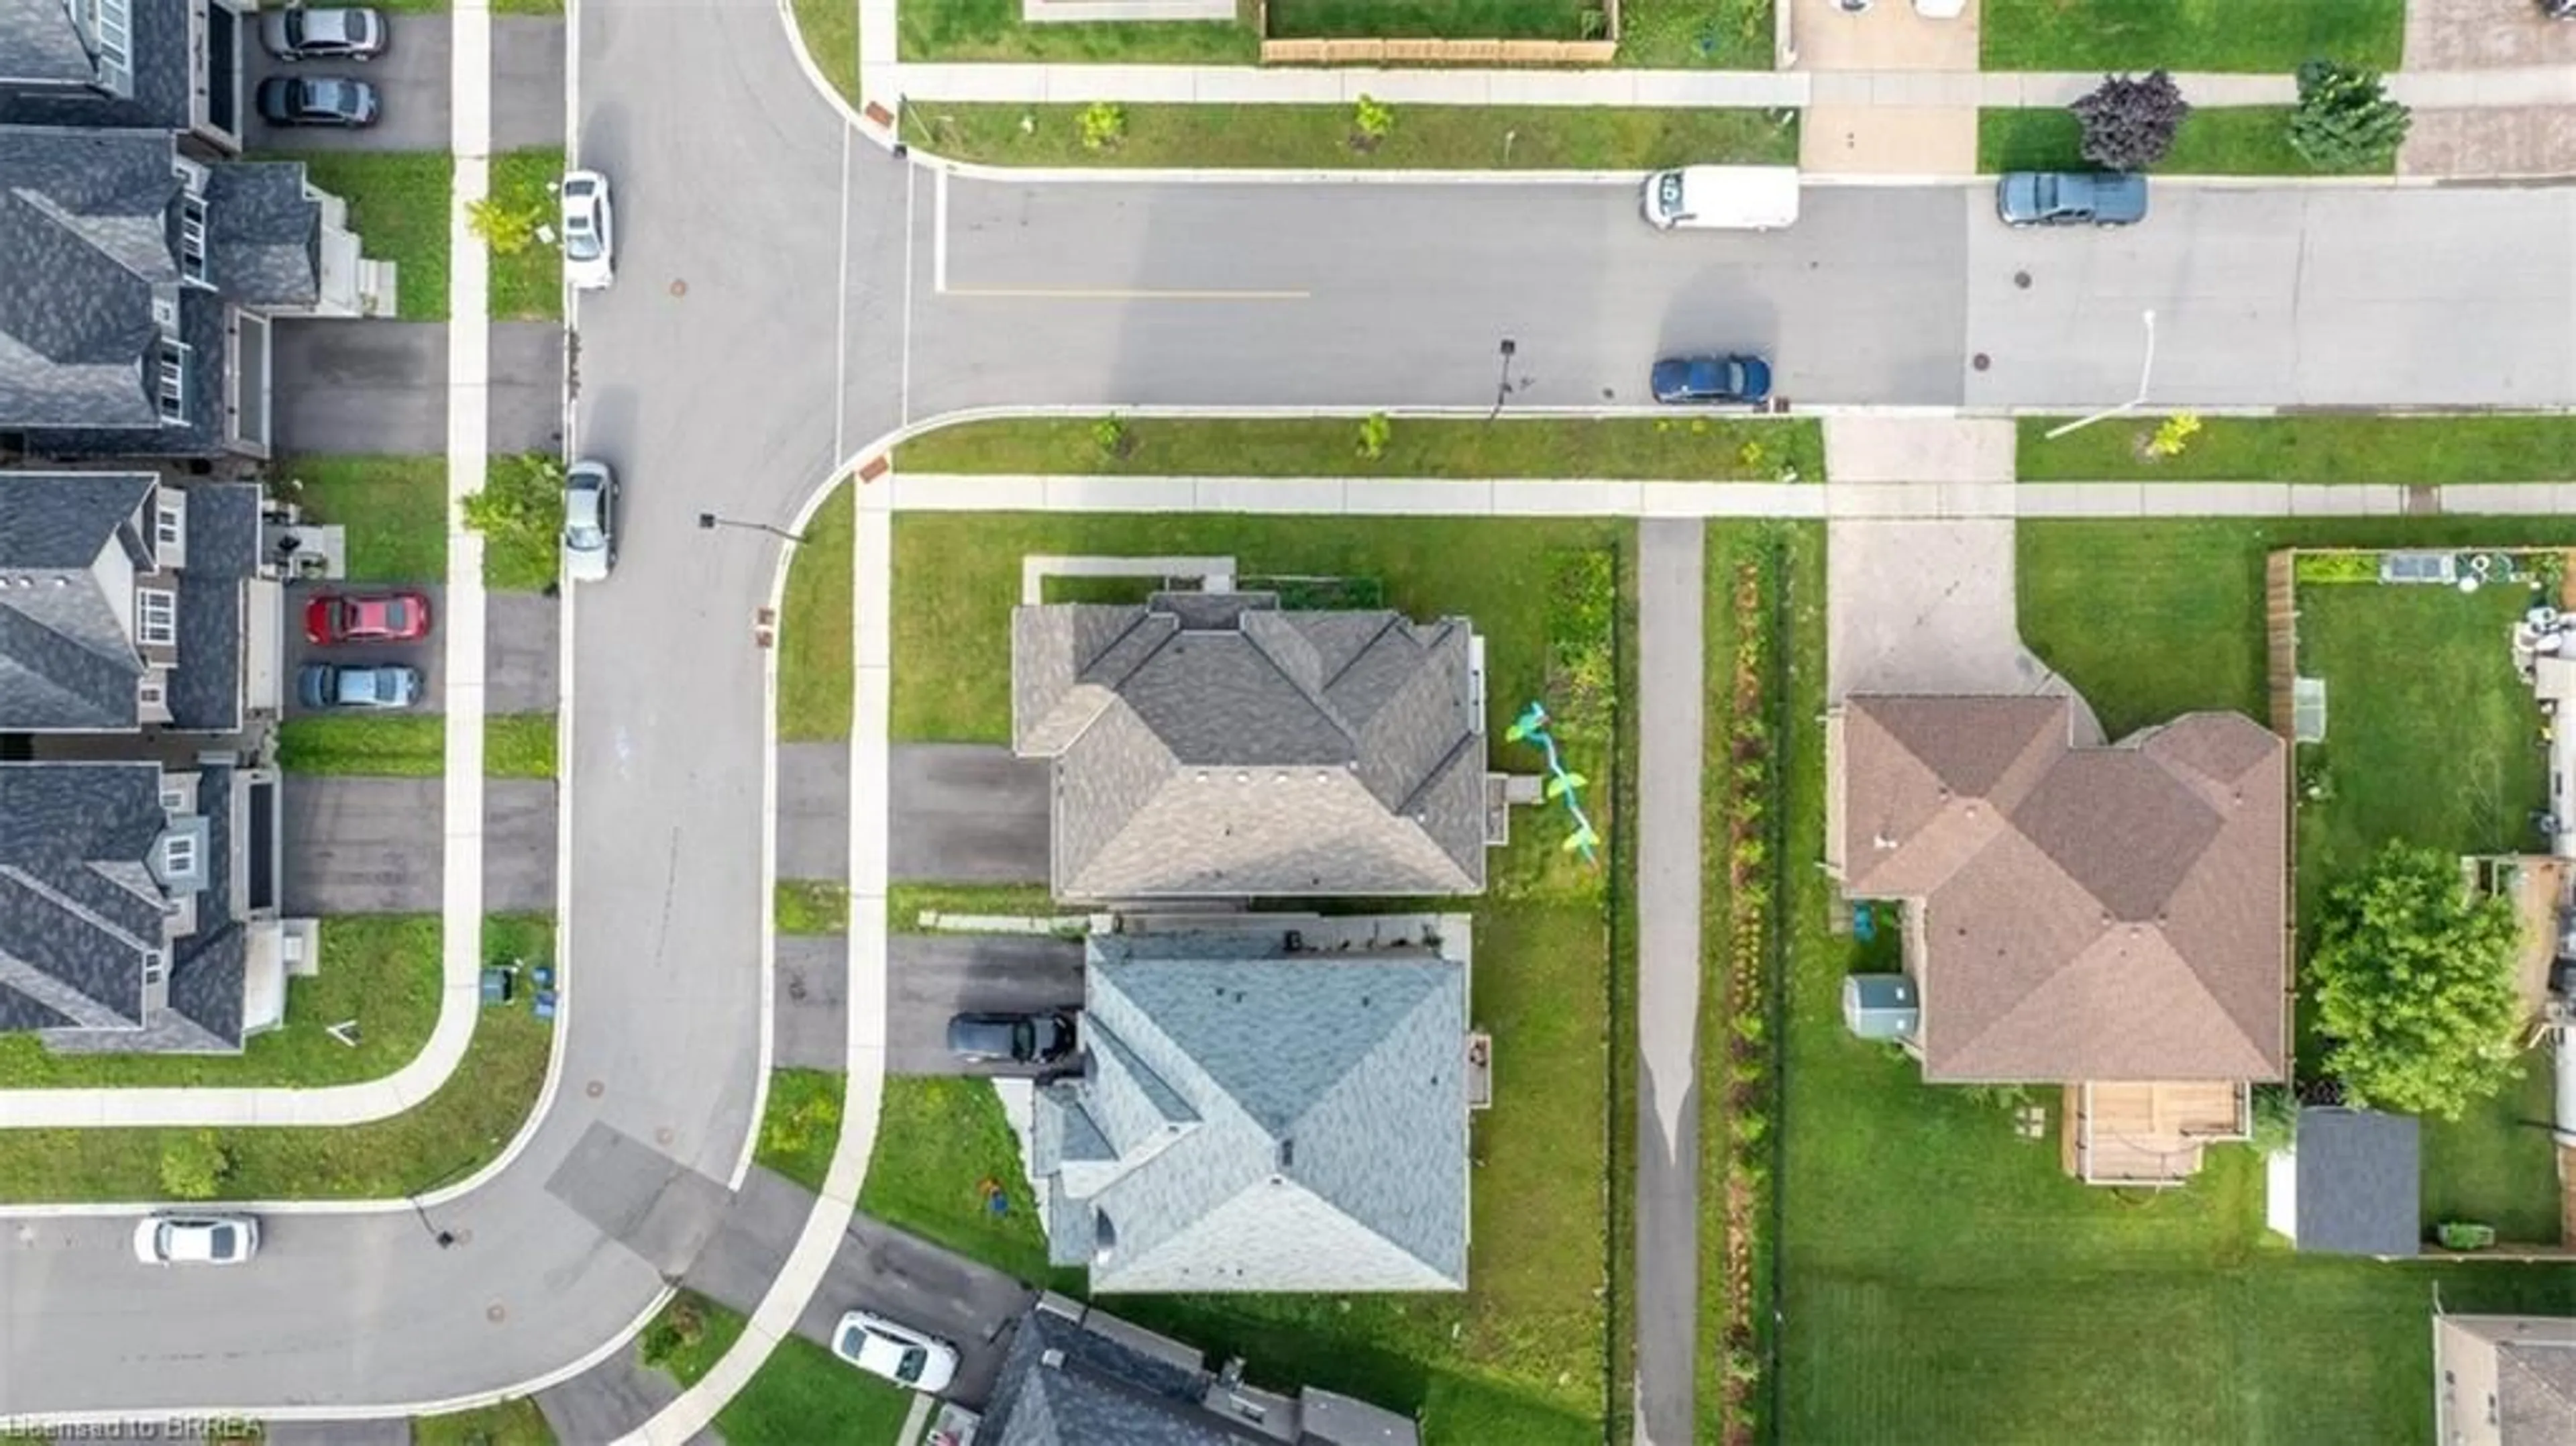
[1313,612,1405,696]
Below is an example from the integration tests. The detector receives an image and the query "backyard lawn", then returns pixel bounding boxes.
[0,915,438,1089]
[2019,414,2576,484]
[902,0,1254,62]
[1615,0,1770,68]
[780,481,855,743]
[1784,527,2576,1442]
[260,152,454,322]
[276,455,449,582]
[903,102,1797,170]
[0,915,555,1202]
[1979,0,2403,71]
[898,416,1823,482]
[1978,107,2351,176]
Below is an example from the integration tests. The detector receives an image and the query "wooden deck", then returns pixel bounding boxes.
[2063,1082,2250,1186]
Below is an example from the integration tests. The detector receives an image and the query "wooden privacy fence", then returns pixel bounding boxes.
[1256,0,1619,65]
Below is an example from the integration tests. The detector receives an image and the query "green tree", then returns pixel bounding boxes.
[2286,59,2412,172]
[2310,842,2523,1121]
[467,194,549,258]
[461,453,567,584]
[159,1130,231,1200]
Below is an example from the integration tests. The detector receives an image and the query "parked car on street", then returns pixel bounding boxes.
[256,76,380,127]
[947,1011,1077,1066]
[304,590,432,645]
[561,460,618,583]
[1995,171,2149,227]
[260,7,388,60]
[298,662,421,710]
[559,170,615,291]
[132,1215,261,1266]
[1650,354,1772,406]
[832,1310,959,1394]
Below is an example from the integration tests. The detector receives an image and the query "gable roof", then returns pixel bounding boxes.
[1034,929,1468,1293]
[0,760,166,1033]
[1837,695,2288,1082]
[205,162,319,307]
[0,125,176,431]
[0,0,101,91]
[0,0,193,132]
[2291,1107,2420,1256]
[164,480,256,731]
[0,470,152,729]
[1012,594,1487,900]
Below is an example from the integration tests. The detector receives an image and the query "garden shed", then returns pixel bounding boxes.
[2265,1106,2421,1257]
[1841,974,1919,1043]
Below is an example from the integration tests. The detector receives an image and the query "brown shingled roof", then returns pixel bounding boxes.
[1837,696,2288,1083]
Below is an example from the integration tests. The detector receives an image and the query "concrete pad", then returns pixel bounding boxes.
[484,590,561,714]
[775,936,849,1072]
[2405,0,2576,70]
[778,740,852,881]
[1823,415,2015,482]
[1827,518,2058,701]
[1790,0,1979,70]
[1799,103,1978,177]
[2400,107,2576,178]
[1340,480,1495,515]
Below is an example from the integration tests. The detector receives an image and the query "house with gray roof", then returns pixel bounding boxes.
[1030,915,1473,1294]
[0,470,280,733]
[1012,591,1500,901]
[0,755,301,1051]
[2436,1314,2576,1446]
[0,0,248,153]
[2264,1106,2421,1257]
[0,124,394,460]
[964,1292,1419,1446]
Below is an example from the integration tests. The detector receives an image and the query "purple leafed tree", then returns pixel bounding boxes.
[2069,70,2192,172]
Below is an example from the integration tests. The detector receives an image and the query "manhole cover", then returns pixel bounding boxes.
[2014,270,2032,289]
[1972,353,1992,372]
[668,278,688,298]
[487,1304,507,1323]
[655,1127,676,1146]
[586,1080,604,1098]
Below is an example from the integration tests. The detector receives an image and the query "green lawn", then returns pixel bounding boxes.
[276,456,449,582]
[488,148,566,321]
[0,915,555,1202]
[478,453,565,592]
[1979,0,2403,71]
[716,1335,918,1446]
[861,1077,1057,1284]
[775,880,851,936]
[898,416,1823,481]
[758,1068,846,1194]
[1616,0,1771,68]
[1978,107,2357,176]
[487,713,559,778]
[1267,0,1589,38]
[782,482,856,743]
[904,102,1797,170]
[278,715,444,776]
[886,884,1063,930]
[1784,527,2576,1444]
[902,0,1254,62]
[0,916,437,1089]
[263,152,453,322]
[413,1398,555,1446]
[790,0,861,107]
[638,1291,750,1388]
[2019,414,2576,484]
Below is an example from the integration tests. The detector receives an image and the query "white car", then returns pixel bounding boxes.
[132,1214,260,1266]
[561,458,618,584]
[559,169,614,291]
[833,1310,959,1395]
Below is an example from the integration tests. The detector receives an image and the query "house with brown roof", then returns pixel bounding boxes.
[1823,694,2291,1186]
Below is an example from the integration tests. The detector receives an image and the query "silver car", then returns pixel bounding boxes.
[561,460,618,584]
[559,170,614,292]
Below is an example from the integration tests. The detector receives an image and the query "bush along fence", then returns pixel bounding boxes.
[1254,0,1619,65]
[1717,546,1787,1445]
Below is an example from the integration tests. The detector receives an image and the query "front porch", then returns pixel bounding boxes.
[2062,1081,2252,1188]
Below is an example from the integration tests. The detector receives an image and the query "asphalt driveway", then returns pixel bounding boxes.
[890,744,1049,884]
[779,741,849,882]
[486,779,558,915]
[775,936,846,1072]
[487,590,561,715]
[284,580,443,717]
[887,934,1085,1076]
[280,775,440,914]
[492,17,568,152]
[245,15,449,152]
[272,321,562,456]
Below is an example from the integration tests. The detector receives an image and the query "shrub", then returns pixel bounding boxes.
[467,193,549,257]
[2288,59,2412,171]
[1352,95,1395,145]
[1091,415,1129,461]
[2249,1083,2299,1154]
[461,453,566,563]
[2147,411,2202,458]
[2293,550,2381,584]
[1356,412,1391,461]
[639,1296,706,1370]
[159,1131,231,1200]
[2069,70,2192,171]
[1078,101,1126,152]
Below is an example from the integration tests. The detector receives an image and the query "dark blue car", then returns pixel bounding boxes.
[1651,354,1772,406]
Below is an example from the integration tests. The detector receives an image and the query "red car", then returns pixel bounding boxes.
[303,590,432,645]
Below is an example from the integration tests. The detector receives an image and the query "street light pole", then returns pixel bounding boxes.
[2043,309,2157,440]
[698,511,806,544]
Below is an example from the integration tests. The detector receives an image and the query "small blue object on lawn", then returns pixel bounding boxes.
[534,990,557,1022]
[480,967,513,1005]
[1853,904,1876,943]
[533,965,555,991]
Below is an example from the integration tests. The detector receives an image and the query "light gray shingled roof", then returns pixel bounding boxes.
[1012,594,1487,900]
[1036,931,1467,1294]
[0,470,153,730]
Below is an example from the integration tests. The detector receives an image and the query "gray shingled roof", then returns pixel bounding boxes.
[0,761,165,1033]
[1012,594,1488,900]
[166,481,257,731]
[0,470,153,730]
[0,0,192,131]
[0,0,99,89]
[1034,930,1468,1294]
[0,126,178,432]
[206,163,319,308]
[2291,1107,2420,1257]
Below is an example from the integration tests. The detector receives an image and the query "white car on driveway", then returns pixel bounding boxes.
[833,1310,959,1394]
[559,169,614,291]
[133,1214,260,1266]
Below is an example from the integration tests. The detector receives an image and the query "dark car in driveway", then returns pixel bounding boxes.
[256,76,380,127]
[260,7,388,60]
[1996,171,2148,227]
[946,1011,1077,1066]
[1650,354,1772,406]
[304,590,431,645]
[298,662,421,710]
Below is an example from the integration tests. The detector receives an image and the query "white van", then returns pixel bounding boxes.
[1641,165,1801,231]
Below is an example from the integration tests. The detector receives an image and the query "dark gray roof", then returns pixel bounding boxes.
[0,760,164,1032]
[164,762,239,1042]
[165,481,256,731]
[983,1308,1246,1446]
[1034,929,1468,1293]
[1012,595,1488,900]
[2293,1107,2420,1256]
[0,125,177,432]
[205,163,318,307]
[0,0,193,131]
[0,470,152,729]
[0,0,98,89]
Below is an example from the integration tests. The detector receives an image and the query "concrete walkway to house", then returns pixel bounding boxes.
[1633,521,1707,1446]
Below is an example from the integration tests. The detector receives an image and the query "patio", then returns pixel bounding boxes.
[2061,1081,2251,1187]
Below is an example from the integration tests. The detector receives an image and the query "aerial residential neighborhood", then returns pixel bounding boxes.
[6,0,2576,1443]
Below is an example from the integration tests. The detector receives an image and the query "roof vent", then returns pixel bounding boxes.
[1042,1348,1066,1370]
[1873,832,1896,850]
[1235,771,1249,784]
[1277,1138,1295,1169]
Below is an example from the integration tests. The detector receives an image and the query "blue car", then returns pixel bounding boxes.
[1651,354,1772,406]
[298,662,421,710]
[1996,171,2148,227]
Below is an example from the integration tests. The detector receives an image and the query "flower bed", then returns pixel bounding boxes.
[1717,553,1782,1443]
